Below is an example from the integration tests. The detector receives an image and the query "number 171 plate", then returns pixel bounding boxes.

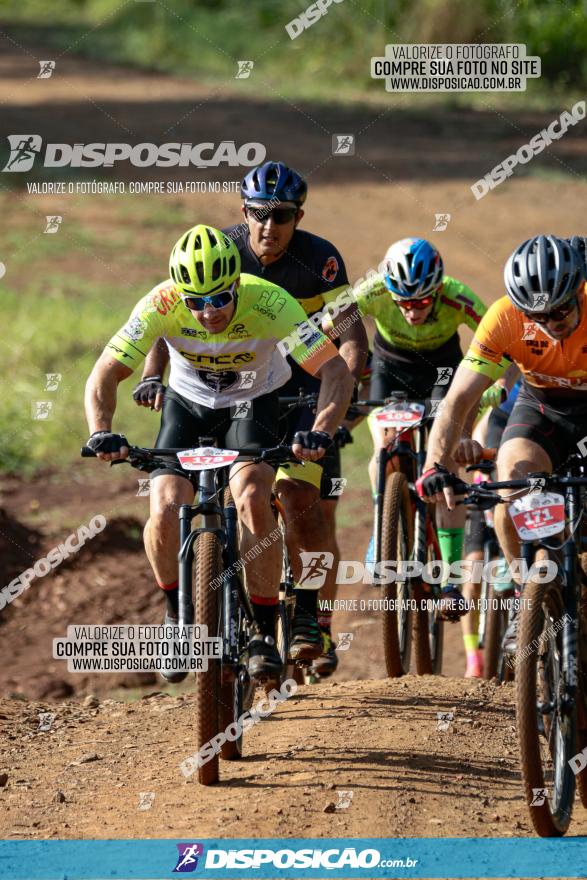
[509,492,565,541]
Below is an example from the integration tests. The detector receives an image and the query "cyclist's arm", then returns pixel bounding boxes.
[424,364,493,505]
[85,351,134,433]
[311,354,355,438]
[141,337,169,382]
[322,286,368,381]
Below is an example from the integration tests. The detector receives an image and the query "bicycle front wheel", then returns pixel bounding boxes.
[194,532,222,785]
[380,472,414,677]
[517,572,576,836]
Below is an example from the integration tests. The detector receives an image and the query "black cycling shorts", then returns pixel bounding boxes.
[369,335,462,401]
[278,358,341,501]
[464,506,486,556]
[151,387,280,480]
[501,385,587,470]
[485,406,509,450]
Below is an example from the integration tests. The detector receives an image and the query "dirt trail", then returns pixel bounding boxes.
[5,675,587,841]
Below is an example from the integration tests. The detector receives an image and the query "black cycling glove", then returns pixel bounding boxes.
[416,464,466,499]
[132,376,166,408]
[292,430,333,451]
[333,426,353,449]
[87,431,129,455]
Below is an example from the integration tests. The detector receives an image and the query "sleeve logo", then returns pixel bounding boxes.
[322,256,339,282]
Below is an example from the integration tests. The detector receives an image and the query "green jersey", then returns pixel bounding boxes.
[354,273,486,354]
[107,274,336,408]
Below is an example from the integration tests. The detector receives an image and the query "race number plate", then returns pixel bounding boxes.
[374,401,425,429]
[176,447,240,471]
[508,493,565,541]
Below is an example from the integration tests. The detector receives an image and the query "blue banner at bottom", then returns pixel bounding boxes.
[0,837,586,879]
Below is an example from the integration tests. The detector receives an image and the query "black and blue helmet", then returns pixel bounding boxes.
[382,238,444,299]
[240,161,307,206]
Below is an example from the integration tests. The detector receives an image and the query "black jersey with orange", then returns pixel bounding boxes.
[223,225,349,318]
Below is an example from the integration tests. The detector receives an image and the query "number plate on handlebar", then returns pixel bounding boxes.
[176,447,240,471]
[374,401,425,429]
[509,493,565,541]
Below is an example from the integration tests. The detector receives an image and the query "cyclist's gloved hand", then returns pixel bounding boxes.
[416,464,466,501]
[292,430,332,462]
[333,425,353,449]
[479,383,507,411]
[132,375,166,411]
[87,431,129,459]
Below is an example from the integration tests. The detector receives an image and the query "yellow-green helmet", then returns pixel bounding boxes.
[169,224,240,296]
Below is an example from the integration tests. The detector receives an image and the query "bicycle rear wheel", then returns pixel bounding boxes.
[413,521,443,675]
[517,571,575,836]
[217,487,251,761]
[483,581,512,680]
[194,531,223,785]
[380,472,413,677]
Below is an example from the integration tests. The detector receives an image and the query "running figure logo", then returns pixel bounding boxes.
[328,478,347,497]
[238,370,256,389]
[337,632,354,652]
[528,476,546,494]
[44,216,62,234]
[235,60,254,79]
[38,61,56,78]
[332,134,355,155]
[3,135,42,172]
[529,293,549,311]
[522,322,537,340]
[231,400,252,420]
[434,366,453,386]
[433,213,451,232]
[45,373,62,391]
[299,551,334,588]
[530,788,548,806]
[173,843,204,873]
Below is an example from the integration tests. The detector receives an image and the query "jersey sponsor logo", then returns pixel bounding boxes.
[473,341,500,357]
[254,289,287,320]
[196,369,239,393]
[106,341,134,360]
[526,370,587,389]
[180,350,256,370]
[181,327,207,338]
[322,256,339,282]
[155,285,181,316]
[295,321,322,348]
[122,316,147,342]
[228,322,251,339]
[463,354,490,368]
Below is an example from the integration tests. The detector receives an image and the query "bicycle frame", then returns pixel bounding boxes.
[177,436,254,683]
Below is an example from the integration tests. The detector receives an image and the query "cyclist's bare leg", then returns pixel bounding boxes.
[462,549,483,676]
[144,474,194,585]
[276,476,328,658]
[229,462,281,599]
[494,437,552,570]
[367,421,397,492]
[319,499,340,606]
[276,478,326,582]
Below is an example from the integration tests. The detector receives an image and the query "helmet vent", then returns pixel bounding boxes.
[180,265,191,285]
[208,229,218,247]
[195,261,205,285]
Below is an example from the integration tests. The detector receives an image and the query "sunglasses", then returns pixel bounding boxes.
[246,206,298,225]
[395,295,435,311]
[523,297,577,325]
[183,284,236,312]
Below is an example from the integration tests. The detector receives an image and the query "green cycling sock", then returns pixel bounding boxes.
[437,527,464,589]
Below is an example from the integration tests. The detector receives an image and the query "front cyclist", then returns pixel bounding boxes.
[419,234,586,651]
[134,161,368,675]
[84,224,354,683]
[354,237,492,619]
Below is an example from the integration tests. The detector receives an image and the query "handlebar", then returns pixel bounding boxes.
[81,444,301,473]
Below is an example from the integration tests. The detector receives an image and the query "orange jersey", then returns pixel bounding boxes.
[463,287,587,391]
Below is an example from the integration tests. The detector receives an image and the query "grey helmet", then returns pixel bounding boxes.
[504,235,584,312]
[567,236,587,276]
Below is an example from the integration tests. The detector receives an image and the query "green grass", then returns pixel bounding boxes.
[2,0,587,106]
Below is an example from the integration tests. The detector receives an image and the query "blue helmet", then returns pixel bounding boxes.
[240,161,307,206]
[382,237,444,299]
